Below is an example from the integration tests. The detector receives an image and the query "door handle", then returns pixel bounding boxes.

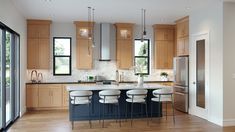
[193,81,199,85]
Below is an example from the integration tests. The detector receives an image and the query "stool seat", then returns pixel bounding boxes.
[71,99,91,105]
[151,97,171,102]
[126,98,145,103]
[99,99,118,104]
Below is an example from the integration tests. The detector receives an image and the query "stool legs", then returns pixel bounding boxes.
[131,102,133,126]
[145,102,149,125]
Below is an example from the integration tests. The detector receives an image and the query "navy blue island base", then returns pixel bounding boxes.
[69,89,162,121]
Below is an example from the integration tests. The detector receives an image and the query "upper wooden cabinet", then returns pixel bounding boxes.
[27,20,51,69]
[153,24,175,69]
[115,23,133,40]
[74,21,94,69]
[115,23,134,69]
[175,16,189,56]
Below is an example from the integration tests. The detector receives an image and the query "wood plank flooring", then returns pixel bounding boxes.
[8,109,235,132]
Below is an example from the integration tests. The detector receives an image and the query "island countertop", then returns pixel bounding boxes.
[66,83,172,91]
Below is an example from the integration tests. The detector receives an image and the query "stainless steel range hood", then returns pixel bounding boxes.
[99,23,114,61]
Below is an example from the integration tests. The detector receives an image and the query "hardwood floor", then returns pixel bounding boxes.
[8,109,235,132]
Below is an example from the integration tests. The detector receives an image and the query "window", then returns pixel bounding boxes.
[53,37,71,75]
[134,39,150,75]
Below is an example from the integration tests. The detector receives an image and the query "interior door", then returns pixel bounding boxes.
[190,32,209,120]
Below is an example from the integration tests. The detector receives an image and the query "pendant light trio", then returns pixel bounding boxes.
[87,7,147,54]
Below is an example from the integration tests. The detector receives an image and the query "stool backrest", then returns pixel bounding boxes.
[70,90,93,100]
[153,87,173,98]
[99,90,121,99]
[126,89,147,99]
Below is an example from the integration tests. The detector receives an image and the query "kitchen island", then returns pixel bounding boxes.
[67,83,172,121]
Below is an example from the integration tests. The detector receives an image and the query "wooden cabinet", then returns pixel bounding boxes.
[153,25,175,69]
[74,21,94,69]
[38,84,62,108]
[26,84,64,110]
[115,23,134,69]
[26,84,39,108]
[62,85,69,107]
[27,20,51,69]
[175,16,189,56]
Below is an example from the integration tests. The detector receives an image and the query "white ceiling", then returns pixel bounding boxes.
[11,0,212,25]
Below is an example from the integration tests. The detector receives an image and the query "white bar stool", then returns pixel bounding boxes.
[70,90,93,129]
[151,87,175,123]
[125,89,148,126]
[99,90,121,128]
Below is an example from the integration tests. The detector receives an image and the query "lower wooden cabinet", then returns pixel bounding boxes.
[26,84,67,110]
[26,84,39,108]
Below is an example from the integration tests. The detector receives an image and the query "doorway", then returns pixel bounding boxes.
[189,32,209,120]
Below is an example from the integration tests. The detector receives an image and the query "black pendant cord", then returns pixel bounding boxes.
[92,8,95,47]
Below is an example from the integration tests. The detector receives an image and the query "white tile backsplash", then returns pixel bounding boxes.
[27,60,173,83]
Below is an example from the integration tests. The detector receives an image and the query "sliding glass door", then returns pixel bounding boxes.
[0,22,20,130]
[0,28,2,130]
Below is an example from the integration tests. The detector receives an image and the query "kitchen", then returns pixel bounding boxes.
[1,0,235,131]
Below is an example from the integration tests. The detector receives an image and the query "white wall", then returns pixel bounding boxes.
[0,0,27,115]
[223,2,235,126]
[189,0,223,126]
[27,23,173,82]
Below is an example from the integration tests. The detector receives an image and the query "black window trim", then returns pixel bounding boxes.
[134,39,150,75]
[53,37,72,76]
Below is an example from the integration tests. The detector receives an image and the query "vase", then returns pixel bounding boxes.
[137,75,144,87]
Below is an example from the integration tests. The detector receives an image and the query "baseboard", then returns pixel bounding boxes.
[20,106,26,117]
[223,119,235,126]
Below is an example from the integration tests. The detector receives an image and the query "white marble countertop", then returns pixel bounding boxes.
[66,83,172,91]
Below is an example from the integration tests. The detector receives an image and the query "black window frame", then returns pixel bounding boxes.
[53,37,72,76]
[134,39,150,75]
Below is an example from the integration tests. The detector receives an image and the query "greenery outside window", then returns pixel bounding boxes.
[134,39,150,75]
[53,37,71,75]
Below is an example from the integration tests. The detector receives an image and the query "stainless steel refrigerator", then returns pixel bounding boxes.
[173,57,189,113]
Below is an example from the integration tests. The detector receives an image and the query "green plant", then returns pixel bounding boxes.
[160,72,168,77]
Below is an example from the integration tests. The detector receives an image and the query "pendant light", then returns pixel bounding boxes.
[87,7,95,55]
[141,8,147,42]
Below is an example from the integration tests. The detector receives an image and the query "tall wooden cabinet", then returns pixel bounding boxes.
[153,25,175,69]
[176,16,189,56]
[115,23,134,69]
[27,20,51,69]
[74,21,94,69]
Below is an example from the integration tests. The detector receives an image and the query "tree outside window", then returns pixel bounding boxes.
[134,39,150,75]
[53,37,71,76]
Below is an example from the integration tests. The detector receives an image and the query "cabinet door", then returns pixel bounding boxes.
[63,85,69,107]
[38,85,51,107]
[51,86,63,107]
[76,27,92,39]
[27,25,38,38]
[177,38,185,56]
[166,29,174,41]
[27,39,39,69]
[182,20,189,37]
[38,24,50,39]
[117,27,133,40]
[155,29,166,41]
[117,40,133,69]
[156,41,168,69]
[26,85,39,108]
[166,41,174,68]
[183,37,189,55]
[76,39,93,69]
[38,39,50,69]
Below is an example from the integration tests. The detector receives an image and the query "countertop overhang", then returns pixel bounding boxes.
[66,83,172,91]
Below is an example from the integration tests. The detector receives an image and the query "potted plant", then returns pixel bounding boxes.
[160,72,168,81]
